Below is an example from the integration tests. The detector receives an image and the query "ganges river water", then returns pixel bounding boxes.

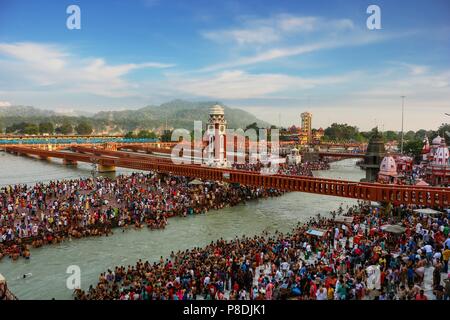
[0,153,364,299]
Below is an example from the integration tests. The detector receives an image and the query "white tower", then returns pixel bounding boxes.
[206,104,227,167]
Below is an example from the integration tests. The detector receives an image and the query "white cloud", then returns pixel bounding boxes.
[0,101,11,107]
[0,42,175,97]
[172,70,355,100]
[355,69,450,98]
[198,14,411,74]
[199,31,386,72]
[202,14,354,45]
[204,26,280,45]
[406,64,429,76]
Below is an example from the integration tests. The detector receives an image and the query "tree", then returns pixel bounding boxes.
[404,130,416,141]
[23,124,39,135]
[75,121,93,135]
[437,123,450,139]
[137,130,157,139]
[414,129,427,140]
[324,123,361,141]
[124,131,135,139]
[39,122,54,134]
[56,120,73,135]
[403,139,423,157]
[5,122,39,134]
[383,130,398,141]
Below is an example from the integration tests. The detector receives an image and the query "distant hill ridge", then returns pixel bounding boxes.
[0,100,270,133]
[93,99,270,130]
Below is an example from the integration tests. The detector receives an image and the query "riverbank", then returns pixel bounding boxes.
[0,159,363,299]
[78,202,449,300]
[1,172,285,262]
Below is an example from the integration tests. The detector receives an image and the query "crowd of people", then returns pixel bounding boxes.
[232,160,330,176]
[75,202,450,300]
[0,173,284,261]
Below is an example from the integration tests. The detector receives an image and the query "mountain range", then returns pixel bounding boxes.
[0,100,270,133]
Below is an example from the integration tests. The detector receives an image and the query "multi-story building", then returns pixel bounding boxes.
[301,112,312,144]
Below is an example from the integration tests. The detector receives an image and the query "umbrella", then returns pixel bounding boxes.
[413,208,442,216]
[306,228,327,237]
[333,216,354,224]
[380,224,406,234]
[188,179,203,185]
[415,179,429,186]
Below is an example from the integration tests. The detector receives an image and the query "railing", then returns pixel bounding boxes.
[3,145,450,208]
[0,138,158,145]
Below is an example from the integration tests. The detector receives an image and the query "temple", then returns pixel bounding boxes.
[423,135,450,185]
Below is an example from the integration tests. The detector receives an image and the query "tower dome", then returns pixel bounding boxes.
[206,104,227,167]
[209,104,224,115]
[432,135,443,146]
[379,156,397,175]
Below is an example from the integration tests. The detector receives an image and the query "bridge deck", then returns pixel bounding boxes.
[3,146,449,208]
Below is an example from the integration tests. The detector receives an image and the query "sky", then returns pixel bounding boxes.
[0,0,449,130]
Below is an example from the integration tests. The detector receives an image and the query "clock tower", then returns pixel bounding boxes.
[206,104,227,167]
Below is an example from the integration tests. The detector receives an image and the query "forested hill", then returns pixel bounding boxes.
[93,100,270,131]
[0,100,270,133]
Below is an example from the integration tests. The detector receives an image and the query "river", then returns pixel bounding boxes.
[0,153,364,299]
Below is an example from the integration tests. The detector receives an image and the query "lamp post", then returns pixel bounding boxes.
[400,96,406,154]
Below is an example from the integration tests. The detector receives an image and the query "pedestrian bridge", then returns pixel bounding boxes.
[0,136,158,146]
[3,145,450,208]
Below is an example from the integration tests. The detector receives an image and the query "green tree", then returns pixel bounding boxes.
[39,122,54,134]
[124,131,135,139]
[438,123,450,138]
[6,122,36,134]
[75,121,93,135]
[383,130,398,141]
[324,123,361,141]
[414,129,427,140]
[137,130,157,139]
[56,120,73,135]
[404,130,416,141]
[23,124,39,135]
[403,139,423,157]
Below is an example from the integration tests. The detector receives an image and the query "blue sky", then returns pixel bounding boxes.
[0,0,449,130]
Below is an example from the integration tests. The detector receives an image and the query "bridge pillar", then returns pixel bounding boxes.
[63,159,77,166]
[302,152,320,162]
[97,165,116,172]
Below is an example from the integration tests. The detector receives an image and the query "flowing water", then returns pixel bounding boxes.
[0,153,364,299]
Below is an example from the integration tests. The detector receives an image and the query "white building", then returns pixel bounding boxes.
[206,104,228,167]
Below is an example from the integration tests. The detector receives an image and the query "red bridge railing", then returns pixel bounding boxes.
[4,146,449,208]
